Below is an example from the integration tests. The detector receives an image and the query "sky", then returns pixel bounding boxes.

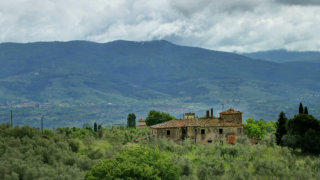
[1,0,320,52]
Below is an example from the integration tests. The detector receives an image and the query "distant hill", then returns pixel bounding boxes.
[0,40,319,127]
[242,49,320,63]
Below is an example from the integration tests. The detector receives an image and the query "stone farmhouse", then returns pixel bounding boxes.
[150,108,244,144]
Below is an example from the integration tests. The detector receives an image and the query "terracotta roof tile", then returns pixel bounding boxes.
[219,108,242,115]
[150,118,243,129]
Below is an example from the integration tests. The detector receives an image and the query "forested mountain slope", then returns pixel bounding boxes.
[0,40,319,127]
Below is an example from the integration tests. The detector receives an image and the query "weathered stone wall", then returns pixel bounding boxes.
[152,126,244,144]
[152,128,181,140]
[193,126,242,144]
[220,114,242,124]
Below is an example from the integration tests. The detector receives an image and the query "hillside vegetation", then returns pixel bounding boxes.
[1,115,320,179]
[0,40,320,127]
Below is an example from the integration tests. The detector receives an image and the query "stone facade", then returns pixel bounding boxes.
[150,108,244,144]
[220,109,242,124]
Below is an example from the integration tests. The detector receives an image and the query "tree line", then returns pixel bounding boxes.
[126,110,174,128]
[276,102,320,154]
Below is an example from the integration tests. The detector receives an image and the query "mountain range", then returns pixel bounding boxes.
[0,40,319,128]
[242,49,320,63]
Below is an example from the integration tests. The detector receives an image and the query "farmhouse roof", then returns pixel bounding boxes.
[219,108,242,115]
[150,118,243,129]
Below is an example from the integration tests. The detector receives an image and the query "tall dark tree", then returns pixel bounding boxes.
[275,112,287,146]
[299,102,304,114]
[127,113,136,128]
[94,122,98,132]
[304,106,309,115]
[284,113,320,154]
[287,114,320,136]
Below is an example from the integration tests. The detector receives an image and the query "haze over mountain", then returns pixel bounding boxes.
[242,50,320,63]
[0,40,319,128]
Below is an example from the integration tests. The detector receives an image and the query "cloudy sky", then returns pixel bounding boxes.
[1,0,320,52]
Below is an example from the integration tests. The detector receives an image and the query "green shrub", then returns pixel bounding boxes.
[87,148,104,160]
[68,139,80,153]
[197,157,225,180]
[85,144,181,180]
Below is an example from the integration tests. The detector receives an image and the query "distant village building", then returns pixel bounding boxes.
[150,108,244,144]
[137,118,147,128]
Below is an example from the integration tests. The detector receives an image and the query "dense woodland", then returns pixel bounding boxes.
[1,40,320,127]
[1,104,320,179]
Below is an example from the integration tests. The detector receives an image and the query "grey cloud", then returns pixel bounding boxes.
[170,0,261,17]
[275,0,320,6]
[0,0,320,52]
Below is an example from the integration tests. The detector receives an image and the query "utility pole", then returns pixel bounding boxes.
[10,110,13,128]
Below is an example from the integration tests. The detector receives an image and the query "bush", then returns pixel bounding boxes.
[254,158,287,178]
[237,136,250,145]
[87,148,104,160]
[85,144,181,179]
[261,133,276,147]
[197,157,225,179]
[69,140,80,153]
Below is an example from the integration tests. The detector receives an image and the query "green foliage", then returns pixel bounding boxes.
[244,118,273,139]
[104,126,151,145]
[197,157,225,179]
[0,124,96,179]
[284,114,320,154]
[275,111,287,145]
[304,106,309,114]
[69,139,80,153]
[126,113,136,128]
[93,122,97,132]
[145,110,175,126]
[97,130,103,139]
[87,148,104,160]
[2,122,320,179]
[302,129,320,154]
[287,114,320,136]
[1,41,320,128]
[85,144,181,180]
[299,102,304,114]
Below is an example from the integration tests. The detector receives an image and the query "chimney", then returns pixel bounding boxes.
[211,108,213,118]
[206,110,210,118]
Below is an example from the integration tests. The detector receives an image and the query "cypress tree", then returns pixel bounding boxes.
[304,106,309,115]
[94,122,97,132]
[299,103,304,114]
[275,111,288,146]
[127,113,136,128]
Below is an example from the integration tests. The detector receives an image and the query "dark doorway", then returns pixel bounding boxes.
[181,127,187,140]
